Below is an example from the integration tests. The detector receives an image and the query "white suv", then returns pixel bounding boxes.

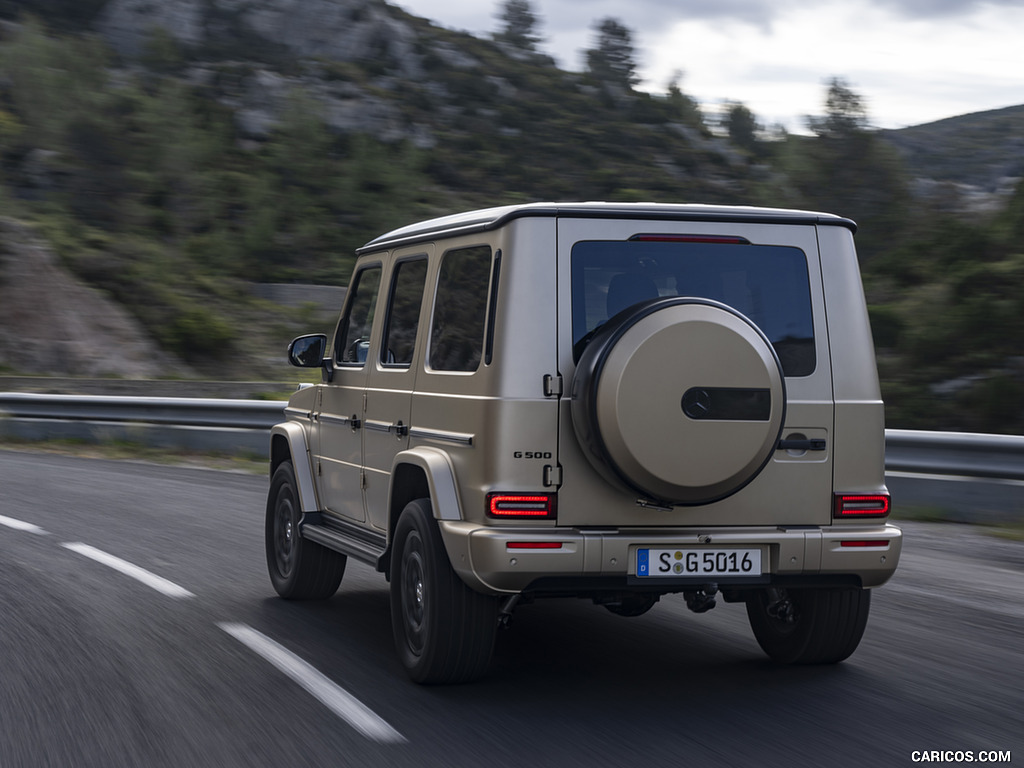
[267,202,902,683]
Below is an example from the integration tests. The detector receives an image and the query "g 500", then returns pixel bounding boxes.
[513,451,553,459]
